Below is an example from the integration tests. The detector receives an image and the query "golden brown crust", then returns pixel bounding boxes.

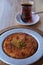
[2,33,38,59]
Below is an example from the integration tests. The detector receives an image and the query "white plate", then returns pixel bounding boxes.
[16,12,40,25]
[0,28,43,65]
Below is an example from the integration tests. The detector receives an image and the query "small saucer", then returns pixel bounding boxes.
[16,12,40,25]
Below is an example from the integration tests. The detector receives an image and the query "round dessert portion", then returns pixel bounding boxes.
[2,33,38,59]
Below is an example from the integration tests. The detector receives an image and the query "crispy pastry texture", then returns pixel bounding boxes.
[2,33,38,59]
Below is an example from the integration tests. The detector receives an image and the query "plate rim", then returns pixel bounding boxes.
[0,28,43,65]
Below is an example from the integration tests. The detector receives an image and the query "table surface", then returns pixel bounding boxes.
[0,0,43,65]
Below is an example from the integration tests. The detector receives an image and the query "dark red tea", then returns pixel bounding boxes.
[21,3,32,22]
